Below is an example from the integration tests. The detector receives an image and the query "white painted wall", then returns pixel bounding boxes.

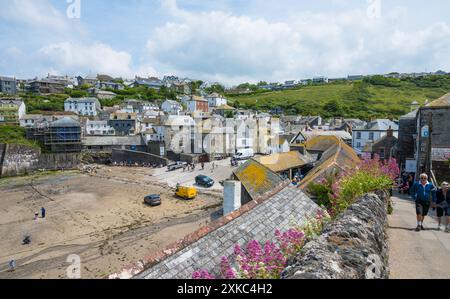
[352,130,399,152]
[223,181,242,215]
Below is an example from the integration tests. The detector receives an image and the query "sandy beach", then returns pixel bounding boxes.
[0,167,222,279]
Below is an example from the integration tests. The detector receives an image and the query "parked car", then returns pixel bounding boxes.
[144,194,161,206]
[167,161,187,171]
[175,186,197,200]
[195,175,215,188]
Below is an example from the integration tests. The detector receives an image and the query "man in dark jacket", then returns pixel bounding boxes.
[435,181,450,232]
[410,173,437,231]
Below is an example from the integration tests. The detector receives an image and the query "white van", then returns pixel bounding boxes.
[233,148,255,161]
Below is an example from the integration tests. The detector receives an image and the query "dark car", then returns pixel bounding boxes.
[144,194,161,206]
[195,175,215,188]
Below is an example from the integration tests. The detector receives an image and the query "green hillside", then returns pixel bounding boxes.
[228,76,450,120]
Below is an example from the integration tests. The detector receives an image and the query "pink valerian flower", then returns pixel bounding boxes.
[220,256,236,279]
[192,228,311,279]
[192,270,215,279]
[275,229,305,257]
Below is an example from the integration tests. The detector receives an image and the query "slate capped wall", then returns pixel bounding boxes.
[135,187,319,279]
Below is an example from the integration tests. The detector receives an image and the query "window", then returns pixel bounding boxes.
[369,132,374,140]
[357,142,361,148]
[356,132,361,139]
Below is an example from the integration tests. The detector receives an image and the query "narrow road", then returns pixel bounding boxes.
[388,192,450,279]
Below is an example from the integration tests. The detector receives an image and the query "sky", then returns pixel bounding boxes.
[0,0,449,86]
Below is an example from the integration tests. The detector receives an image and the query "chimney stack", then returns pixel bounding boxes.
[223,181,242,215]
[387,126,394,138]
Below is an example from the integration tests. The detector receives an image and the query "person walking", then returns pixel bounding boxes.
[434,181,450,232]
[41,207,46,219]
[410,173,437,232]
[9,259,16,272]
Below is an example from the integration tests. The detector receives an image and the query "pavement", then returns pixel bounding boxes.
[149,158,243,191]
[388,192,450,279]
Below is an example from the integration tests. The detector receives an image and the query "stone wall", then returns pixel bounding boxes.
[36,153,81,170]
[0,143,82,177]
[282,190,389,279]
[1,144,40,177]
[134,187,319,279]
[0,143,6,176]
[112,149,169,166]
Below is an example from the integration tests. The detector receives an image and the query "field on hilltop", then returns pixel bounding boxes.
[228,77,450,120]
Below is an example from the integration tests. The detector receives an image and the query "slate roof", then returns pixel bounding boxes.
[253,151,314,173]
[400,109,419,119]
[354,119,398,131]
[130,187,319,279]
[233,159,285,200]
[50,117,80,128]
[65,97,101,106]
[0,99,23,107]
[214,104,235,110]
[83,135,143,146]
[425,92,450,107]
[299,136,360,188]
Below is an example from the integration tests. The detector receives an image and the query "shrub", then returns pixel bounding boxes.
[307,156,399,217]
[329,156,399,216]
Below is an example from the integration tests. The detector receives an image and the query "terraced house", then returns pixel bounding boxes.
[0,76,17,95]
[0,98,26,124]
[64,97,101,116]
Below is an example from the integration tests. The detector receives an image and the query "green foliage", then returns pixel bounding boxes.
[66,89,88,98]
[323,99,344,117]
[80,84,92,90]
[307,178,334,207]
[404,75,450,89]
[228,80,449,120]
[0,125,40,149]
[364,75,402,87]
[307,157,399,217]
[99,97,123,107]
[21,93,69,113]
[204,84,226,95]
[224,110,235,118]
[335,171,393,211]
[159,85,178,100]
[189,80,204,94]
[236,82,259,92]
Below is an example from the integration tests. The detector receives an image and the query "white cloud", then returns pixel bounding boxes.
[143,1,450,85]
[0,0,70,32]
[38,42,135,78]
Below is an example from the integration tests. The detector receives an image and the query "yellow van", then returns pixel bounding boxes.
[175,186,198,200]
